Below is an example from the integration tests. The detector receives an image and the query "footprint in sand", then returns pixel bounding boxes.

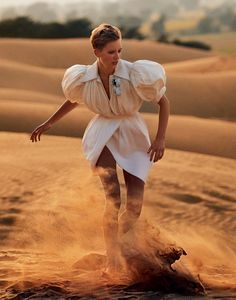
[203,189,236,203]
[0,216,16,226]
[204,202,235,213]
[166,193,204,204]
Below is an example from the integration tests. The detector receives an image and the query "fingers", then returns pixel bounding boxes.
[38,131,42,141]
[148,147,165,162]
[30,128,41,142]
[30,132,37,142]
[154,148,164,162]
[30,132,35,142]
[30,123,51,142]
[150,149,156,162]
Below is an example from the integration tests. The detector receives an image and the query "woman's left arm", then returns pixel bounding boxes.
[147,95,170,162]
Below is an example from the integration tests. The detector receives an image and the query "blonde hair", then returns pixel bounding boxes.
[90,23,122,50]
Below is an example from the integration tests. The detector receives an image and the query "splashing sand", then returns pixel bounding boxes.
[0,133,236,299]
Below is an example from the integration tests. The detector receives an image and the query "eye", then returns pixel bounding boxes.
[108,49,122,54]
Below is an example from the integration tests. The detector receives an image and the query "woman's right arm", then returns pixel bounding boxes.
[30,99,78,142]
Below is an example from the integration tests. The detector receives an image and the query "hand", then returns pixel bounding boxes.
[147,138,165,162]
[30,121,52,142]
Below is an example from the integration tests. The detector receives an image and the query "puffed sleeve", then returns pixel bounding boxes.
[61,64,87,103]
[130,60,167,102]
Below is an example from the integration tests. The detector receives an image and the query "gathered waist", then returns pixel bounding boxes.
[97,112,139,120]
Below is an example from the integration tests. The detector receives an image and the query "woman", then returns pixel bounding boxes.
[30,23,170,274]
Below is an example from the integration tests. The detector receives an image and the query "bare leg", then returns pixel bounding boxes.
[96,146,122,272]
[119,170,145,235]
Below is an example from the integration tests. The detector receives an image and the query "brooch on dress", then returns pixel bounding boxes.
[112,76,121,96]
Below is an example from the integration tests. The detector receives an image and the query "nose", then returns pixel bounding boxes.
[114,52,120,60]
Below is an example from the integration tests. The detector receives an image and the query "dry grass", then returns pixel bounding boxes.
[166,18,200,32]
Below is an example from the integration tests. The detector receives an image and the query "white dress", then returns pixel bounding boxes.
[61,59,167,182]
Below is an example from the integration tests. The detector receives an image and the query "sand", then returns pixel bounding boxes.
[0,37,236,298]
[0,58,63,97]
[1,100,235,159]
[0,38,213,68]
[0,132,235,299]
[0,39,235,123]
[165,55,236,73]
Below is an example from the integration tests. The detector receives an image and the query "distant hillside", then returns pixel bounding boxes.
[180,31,236,54]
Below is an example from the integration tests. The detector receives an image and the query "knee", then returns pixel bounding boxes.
[108,181,120,198]
[128,187,144,200]
[125,174,144,200]
[104,182,121,209]
[125,182,144,218]
[103,208,119,226]
[100,170,121,202]
[102,183,121,210]
[104,191,121,212]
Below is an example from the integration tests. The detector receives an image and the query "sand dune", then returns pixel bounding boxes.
[1,63,235,120]
[0,37,235,299]
[142,68,236,120]
[0,38,95,68]
[0,39,235,121]
[0,132,235,298]
[165,71,236,120]
[165,55,236,73]
[181,31,236,54]
[0,39,213,68]
[163,56,236,120]
[0,100,235,159]
[145,114,236,159]
[120,40,213,63]
[0,88,63,105]
[0,37,235,162]
[0,100,92,138]
[0,59,63,97]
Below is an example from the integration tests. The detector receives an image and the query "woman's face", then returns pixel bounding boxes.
[95,39,122,70]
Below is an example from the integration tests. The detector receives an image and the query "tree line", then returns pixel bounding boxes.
[0,17,144,40]
[0,16,211,51]
[0,17,92,38]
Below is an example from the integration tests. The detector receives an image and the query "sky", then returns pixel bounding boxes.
[0,0,105,7]
[0,0,230,7]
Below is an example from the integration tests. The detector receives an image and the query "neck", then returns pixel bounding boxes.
[97,60,115,77]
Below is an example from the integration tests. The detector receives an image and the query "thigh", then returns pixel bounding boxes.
[96,147,120,200]
[96,146,116,170]
[123,169,145,192]
[123,169,144,215]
